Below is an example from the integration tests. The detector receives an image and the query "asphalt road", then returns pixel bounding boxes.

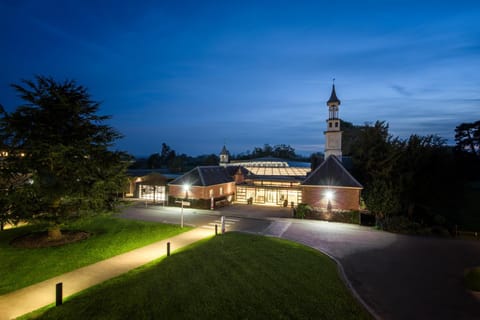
[120,203,272,234]
[121,203,480,320]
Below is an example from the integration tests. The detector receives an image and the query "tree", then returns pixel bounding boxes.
[147,153,162,168]
[351,120,461,229]
[341,119,362,156]
[455,121,480,157]
[309,152,323,171]
[272,144,296,159]
[3,76,129,238]
[0,104,29,230]
[160,142,176,166]
[351,121,403,221]
[395,134,458,223]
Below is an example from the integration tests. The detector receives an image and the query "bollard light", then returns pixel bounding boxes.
[56,282,63,306]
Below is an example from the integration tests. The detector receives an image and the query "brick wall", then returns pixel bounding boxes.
[169,182,236,200]
[301,186,362,211]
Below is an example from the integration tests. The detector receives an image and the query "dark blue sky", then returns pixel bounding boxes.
[1,1,479,157]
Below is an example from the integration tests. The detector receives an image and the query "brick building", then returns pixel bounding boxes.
[168,84,363,211]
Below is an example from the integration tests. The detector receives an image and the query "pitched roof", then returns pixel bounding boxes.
[220,145,229,155]
[301,155,362,188]
[225,165,250,176]
[327,84,341,105]
[138,172,168,186]
[169,166,234,187]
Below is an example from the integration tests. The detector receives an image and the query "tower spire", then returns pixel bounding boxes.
[324,82,342,161]
[327,80,341,106]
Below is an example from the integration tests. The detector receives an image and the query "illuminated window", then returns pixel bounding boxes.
[219,187,223,195]
[209,189,214,197]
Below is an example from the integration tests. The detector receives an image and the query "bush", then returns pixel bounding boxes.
[465,267,480,291]
[378,216,422,233]
[295,203,312,219]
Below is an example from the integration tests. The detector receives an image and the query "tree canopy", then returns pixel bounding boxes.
[1,76,129,235]
[351,121,461,230]
[455,121,480,157]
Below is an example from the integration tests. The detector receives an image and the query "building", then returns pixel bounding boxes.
[301,155,363,211]
[126,169,180,203]
[167,84,363,211]
[232,157,309,206]
[168,165,240,209]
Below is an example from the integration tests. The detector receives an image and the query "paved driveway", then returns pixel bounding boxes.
[122,203,480,319]
[260,218,480,320]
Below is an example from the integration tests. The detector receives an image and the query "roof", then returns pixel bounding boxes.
[230,157,310,168]
[127,169,180,180]
[301,155,362,188]
[137,172,168,186]
[327,84,341,106]
[169,166,234,187]
[225,165,250,176]
[220,145,229,155]
[243,166,309,177]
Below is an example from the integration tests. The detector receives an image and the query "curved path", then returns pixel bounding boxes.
[123,204,480,319]
[256,218,480,320]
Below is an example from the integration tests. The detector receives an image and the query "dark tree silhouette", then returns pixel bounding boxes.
[3,76,129,237]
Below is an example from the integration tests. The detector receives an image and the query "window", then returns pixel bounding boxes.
[335,121,339,127]
[329,122,332,128]
[219,187,224,195]
[209,189,214,197]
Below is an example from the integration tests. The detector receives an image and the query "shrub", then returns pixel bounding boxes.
[295,203,312,219]
[378,215,422,233]
[465,267,480,291]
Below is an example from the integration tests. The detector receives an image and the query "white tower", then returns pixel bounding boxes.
[324,83,343,160]
[219,145,229,166]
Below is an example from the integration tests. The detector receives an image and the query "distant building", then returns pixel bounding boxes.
[167,84,363,211]
[126,169,179,203]
[168,166,239,208]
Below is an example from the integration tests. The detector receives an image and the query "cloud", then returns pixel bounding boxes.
[390,85,412,97]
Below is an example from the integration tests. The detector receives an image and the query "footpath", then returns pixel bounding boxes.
[0,228,214,320]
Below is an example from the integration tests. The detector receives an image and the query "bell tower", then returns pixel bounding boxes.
[219,145,229,166]
[324,81,343,160]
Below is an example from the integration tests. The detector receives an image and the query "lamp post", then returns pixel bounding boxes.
[181,184,190,228]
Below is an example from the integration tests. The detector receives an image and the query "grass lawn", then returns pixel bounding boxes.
[27,232,372,320]
[0,214,190,294]
[465,267,480,291]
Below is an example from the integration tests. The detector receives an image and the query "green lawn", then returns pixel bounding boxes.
[0,215,190,294]
[28,232,371,320]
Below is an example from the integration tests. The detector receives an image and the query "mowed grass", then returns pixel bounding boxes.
[0,215,190,294]
[29,232,371,320]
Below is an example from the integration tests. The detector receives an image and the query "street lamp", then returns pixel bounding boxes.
[180,184,190,228]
